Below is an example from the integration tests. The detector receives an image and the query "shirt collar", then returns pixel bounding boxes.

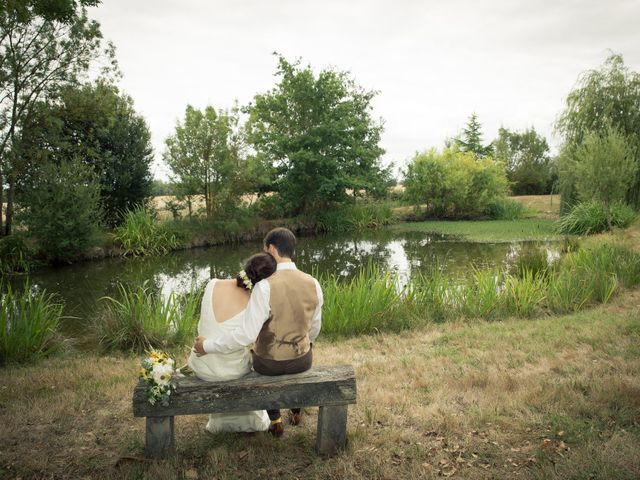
[276,262,297,271]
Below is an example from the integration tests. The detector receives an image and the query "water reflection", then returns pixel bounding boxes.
[7,229,559,332]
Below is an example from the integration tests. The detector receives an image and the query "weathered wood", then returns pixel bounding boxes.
[316,404,348,455]
[145,416,175,458]
[133,365,357,418]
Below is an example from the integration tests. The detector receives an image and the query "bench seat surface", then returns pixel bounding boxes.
[133,365,356,418]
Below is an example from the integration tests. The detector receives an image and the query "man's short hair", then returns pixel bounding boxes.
[264,227,296,258]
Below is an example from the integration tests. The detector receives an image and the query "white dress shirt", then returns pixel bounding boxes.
[203,262,323,354]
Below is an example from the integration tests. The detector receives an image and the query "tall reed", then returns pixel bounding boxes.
[319,243,640,338]
[96,281,200,352]
[113,207,180,256]
[0,284,64,365]
[321,263,406,337]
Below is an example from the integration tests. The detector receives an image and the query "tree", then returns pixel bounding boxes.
[163,105,244,219]
[245,55,388,216]
[403,148,509,218]
[18,159,102,262]
[555,53,640,213]
[0,1,113,234]
[14,82,153,227]
[573,126,636,231]
[455,113,493,158]
[493,127,553,195]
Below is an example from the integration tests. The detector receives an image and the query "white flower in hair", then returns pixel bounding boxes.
[239,269,253,290]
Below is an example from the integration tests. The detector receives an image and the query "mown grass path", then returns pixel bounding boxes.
[1,287,638,479]
[389,218,560,243]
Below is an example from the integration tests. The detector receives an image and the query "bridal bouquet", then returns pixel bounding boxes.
[139,350,178,406]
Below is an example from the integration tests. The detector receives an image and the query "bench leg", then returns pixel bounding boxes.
[145,416,175,458]
[316,405,348,455]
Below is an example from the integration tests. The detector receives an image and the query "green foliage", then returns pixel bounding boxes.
[150,180,174,196]
[0,4,114,235]
[251,193,288,220]
[18,160,102,262]
[555,201,637,235]
[18,81,154,227]
[556,53,640,211]
[96,281,201,352]
[319,243,640,337]
[320,263,407,338]
[572,126,637,229]
[403,148,509,218]
[164,105,245,219]
[245,55,389,216]
[454,113,493,158]
[0,284,64,365]
[0,233,36,274]
[314,201,395,232]
[112,207,180,256]
[493,126,554,195]
[485,198,525,220]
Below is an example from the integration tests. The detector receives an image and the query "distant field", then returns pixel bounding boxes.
[511,194,560,219]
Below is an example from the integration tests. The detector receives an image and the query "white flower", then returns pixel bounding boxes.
[151,363,174,386]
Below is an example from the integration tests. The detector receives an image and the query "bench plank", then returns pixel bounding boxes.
[133,365,356,418]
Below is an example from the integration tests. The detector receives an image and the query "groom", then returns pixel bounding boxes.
[193,227,323,437]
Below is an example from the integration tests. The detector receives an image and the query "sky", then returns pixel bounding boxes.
[89,0,640,181]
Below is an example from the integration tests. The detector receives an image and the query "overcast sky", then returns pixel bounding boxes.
[89,0,640,181]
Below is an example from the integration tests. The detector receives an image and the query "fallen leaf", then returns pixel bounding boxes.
[442,467,457,477]
[439,458,449,465]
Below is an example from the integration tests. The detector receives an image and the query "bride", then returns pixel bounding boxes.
[187,252,277,433]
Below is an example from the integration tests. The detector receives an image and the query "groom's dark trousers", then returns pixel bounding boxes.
[252,347,313,420]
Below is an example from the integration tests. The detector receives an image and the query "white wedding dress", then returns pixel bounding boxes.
[187,279,270,433]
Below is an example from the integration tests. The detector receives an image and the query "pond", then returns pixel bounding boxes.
[8,228,560,334]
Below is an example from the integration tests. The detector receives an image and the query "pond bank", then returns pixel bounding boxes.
[1,287,638,479]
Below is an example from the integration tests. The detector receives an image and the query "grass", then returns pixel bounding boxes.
[95,281,201,353]
[318,242,640,338]
[0,284,64,365]
[1,289,638,479]
[388,218,560,243]
[510,194,560,219]
[112,207,181,256]
[555,201,638,235]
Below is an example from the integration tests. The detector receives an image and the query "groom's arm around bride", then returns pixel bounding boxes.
[193,227,323,435]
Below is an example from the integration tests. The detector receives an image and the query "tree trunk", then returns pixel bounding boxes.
[5,172,15,236]
[0,166,4,236]
[604,198,613,232]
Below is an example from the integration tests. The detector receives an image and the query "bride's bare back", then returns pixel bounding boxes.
[212,279,251,323]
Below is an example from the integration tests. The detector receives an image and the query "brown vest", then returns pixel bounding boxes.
[253,268,319,361]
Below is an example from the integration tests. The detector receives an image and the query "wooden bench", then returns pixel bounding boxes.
[132,365,357,458]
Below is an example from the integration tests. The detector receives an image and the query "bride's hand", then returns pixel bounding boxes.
[193,336,207,357]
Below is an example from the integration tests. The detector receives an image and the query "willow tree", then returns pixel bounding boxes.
[555,53,640,213]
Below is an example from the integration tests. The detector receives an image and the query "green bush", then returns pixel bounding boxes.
[251,194,287,220]
[485,198,525,220]
[18,160,102,262]
[96,281,201,352]
[113,207,180,256]
[314,202,395,232]
[0,284,64,365]
[403,148,510,218]
[0,234,36,274]
[556,201,637,235]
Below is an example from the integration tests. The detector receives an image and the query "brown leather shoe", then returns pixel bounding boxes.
[268,419,284,437]
[288,411,302,426]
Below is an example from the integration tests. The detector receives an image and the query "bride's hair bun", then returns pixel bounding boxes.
[237,253,277,290]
